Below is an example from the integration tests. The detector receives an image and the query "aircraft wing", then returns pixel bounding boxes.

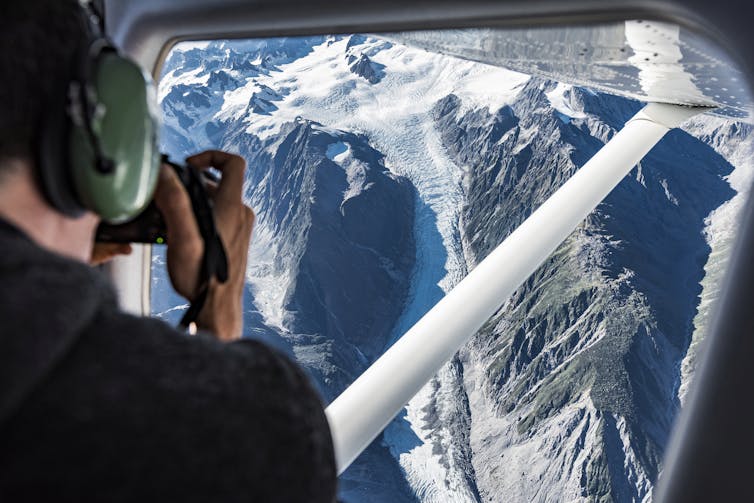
[383,20,751,121]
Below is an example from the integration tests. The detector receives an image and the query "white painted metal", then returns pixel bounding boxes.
[105,244,151,314]
[388,23,751,120]
[325,103,704,474]
[103,4,160,317]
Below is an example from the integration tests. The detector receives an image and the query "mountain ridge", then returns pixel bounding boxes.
[152,34,751,502]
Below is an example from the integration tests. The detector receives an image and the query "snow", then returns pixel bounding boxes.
[215,79,263,122]
[196,36,530,143]
[546,82,586,122]
[175,41,212,52]
[210,34,530,500]
[245,213,293,330]
[325,141,349,162]
[615,415,653,502]
[325,141,369,204]
[463,344,605,503]
[158,33,751,501]
[153,302,189,319]
[158,66,211,102]
[198,37,531,435]
[679,116,754,403]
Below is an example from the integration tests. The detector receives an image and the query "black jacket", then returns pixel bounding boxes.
[0,220,336,502]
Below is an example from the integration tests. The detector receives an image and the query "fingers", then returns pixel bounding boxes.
[154,164,203,297]
[154,164,188,211]
[90,242,133,266]
[202,177,219,198]
[186,150,247,209]
[244,206,256,228]
[180,150,254,340]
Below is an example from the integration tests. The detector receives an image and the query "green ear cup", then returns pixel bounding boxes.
[69,52,161,224]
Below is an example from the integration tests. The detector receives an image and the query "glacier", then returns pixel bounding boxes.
[151,34,753,502]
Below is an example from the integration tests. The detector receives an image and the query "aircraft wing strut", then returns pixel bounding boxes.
[325,102,706,474]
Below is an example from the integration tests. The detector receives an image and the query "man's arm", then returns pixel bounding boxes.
[154,150,255,341]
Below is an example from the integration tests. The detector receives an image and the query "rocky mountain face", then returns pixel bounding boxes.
[152,35,751,502]
[433,81,736,502]
[154,39,419,500]
[241,119,416,397]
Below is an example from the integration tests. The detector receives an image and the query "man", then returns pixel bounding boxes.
[0,1,336,501]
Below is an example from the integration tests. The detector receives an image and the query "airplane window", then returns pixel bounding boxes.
[150,26,753,502]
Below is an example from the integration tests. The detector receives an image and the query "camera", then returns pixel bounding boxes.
[95,155,219,244]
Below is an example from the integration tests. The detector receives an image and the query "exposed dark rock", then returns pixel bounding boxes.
[434,79,734,501]
[155,36,743,502]
[347,52,386,84]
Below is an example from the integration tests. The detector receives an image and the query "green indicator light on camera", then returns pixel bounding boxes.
[156,237,165,244]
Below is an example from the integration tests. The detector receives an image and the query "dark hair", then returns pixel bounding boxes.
[0,1,87,173]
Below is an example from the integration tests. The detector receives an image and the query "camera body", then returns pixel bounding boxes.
[94,200,167,244]
[94,156,218,244]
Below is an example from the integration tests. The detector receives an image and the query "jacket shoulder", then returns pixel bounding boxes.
[1,309,336,502]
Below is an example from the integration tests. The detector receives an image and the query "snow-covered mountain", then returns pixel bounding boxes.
[151,34,753,502]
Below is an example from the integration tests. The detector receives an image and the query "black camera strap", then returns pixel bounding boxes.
[161,156,228,330]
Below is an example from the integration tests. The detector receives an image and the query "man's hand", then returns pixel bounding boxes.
[90,242,132,266]
[154,150,255,341]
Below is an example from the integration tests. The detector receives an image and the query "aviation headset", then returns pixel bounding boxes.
[37,2,161,224]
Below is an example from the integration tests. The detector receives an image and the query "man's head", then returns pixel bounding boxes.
[0,1,161,262]
[0,0,88,178]
[1,0,162,224]
[0,1,100,262]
